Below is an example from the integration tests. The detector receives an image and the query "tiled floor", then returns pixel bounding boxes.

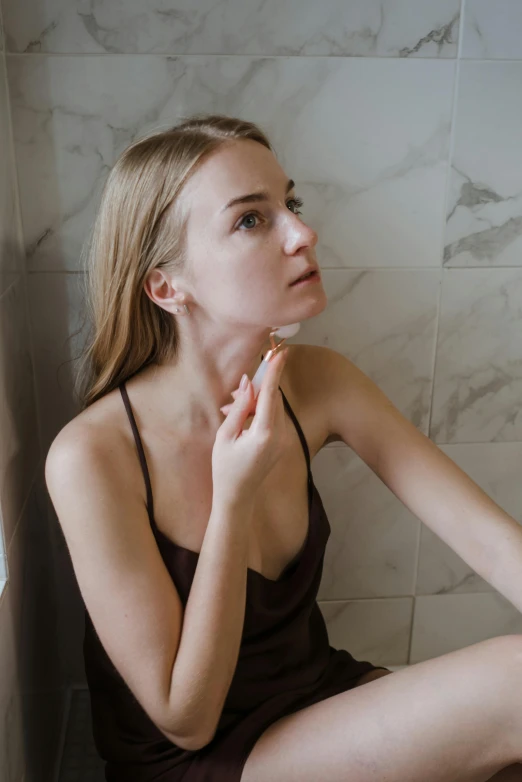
[58,690,104,782]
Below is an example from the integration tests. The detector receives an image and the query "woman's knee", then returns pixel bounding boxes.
[484,635,522,763]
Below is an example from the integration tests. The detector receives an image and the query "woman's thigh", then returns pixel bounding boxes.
[241,635,522,782]
[353,670,522,782]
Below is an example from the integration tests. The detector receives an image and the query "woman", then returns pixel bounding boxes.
[45,114,522,781]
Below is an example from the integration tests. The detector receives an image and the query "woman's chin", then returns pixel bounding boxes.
[301,287,328,318]
[272,286,327,331]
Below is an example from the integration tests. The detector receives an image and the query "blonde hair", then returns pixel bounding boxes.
[75,113,272,408]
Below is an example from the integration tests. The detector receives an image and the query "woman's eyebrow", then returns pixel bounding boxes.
[220,178,295,213]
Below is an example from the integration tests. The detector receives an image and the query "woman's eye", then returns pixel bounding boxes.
[238,213,260,230]
[236,197,304,231]
[287,196,304,215]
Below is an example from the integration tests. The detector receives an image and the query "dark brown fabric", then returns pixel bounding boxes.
[83,383,388,781]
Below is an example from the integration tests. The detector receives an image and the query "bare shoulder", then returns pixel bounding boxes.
[289,344,426,475]
[285,343,349,390]
[284,344,379,448]
[45,388,140,521]
[284,343,354,447]
[46,389,123,465]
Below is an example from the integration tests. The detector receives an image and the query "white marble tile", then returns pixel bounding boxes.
[26,272,85,454]
[2,0,460,56]
[0,57,24,297]
[411,593,522,663]
[462,0,522,59]
[430,268,522,444]
[319,598,412,667]
[416,442,522,596]
[445,63,522,267]
[313,445,419,600]
[0,594,25,782]
[294,269,439,434]
[0,277,40,548]
[6,55,454,271]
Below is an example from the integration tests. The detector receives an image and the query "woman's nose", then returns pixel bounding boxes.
[285,213,318,251]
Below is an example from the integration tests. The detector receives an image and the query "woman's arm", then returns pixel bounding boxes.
[309,345,522,615]
[45,421,255,750]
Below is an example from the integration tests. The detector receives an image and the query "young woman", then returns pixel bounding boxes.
[45,114,522,782]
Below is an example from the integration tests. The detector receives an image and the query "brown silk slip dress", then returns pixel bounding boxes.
[83,381,389,781]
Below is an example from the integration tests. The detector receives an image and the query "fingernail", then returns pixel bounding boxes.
[240,373,248,391]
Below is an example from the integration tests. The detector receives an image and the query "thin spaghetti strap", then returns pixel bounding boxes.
[119,382,155,527]
[279,387,312,483]
[118,379,310,526]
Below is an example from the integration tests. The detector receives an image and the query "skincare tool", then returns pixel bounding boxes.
[251,323,301,398]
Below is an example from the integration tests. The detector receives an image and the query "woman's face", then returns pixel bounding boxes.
[180,138,326,330]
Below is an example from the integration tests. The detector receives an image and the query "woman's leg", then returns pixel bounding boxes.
[357,668,522,782]
[241,635,522,782]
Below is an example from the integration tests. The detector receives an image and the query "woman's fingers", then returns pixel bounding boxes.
[218,377,255,437]
[250,349,288,431]
[220,349,288,418]
[221,398,258,416]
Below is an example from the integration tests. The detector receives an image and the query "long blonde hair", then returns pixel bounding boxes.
[75,113,272,408]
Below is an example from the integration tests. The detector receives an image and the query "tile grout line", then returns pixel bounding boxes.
[407,0,468,665]
[5,52,467,60]
[410,0,462,659]
[3,52,522,63]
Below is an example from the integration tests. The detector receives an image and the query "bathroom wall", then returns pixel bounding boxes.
[1,0,521,688]
[0,4,65,781]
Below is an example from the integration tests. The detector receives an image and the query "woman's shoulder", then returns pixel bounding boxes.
[46,343,346,477]
[284,343,345,449]
[285,342,333,385]
[45,384,134,484]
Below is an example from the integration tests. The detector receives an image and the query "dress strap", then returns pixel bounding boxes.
[279,387,313,485]
[119,380,313,527]
[119,382,156,527]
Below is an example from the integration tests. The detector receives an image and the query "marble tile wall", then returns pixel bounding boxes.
[1,0,521,688]
[0,5,65,780]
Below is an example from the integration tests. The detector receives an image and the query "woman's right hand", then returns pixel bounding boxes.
[211,348,289,507]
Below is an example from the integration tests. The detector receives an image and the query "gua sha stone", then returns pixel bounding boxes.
[251,322,301,397]
[272,323,301,340]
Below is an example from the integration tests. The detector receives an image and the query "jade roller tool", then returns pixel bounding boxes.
[251,323,301,398]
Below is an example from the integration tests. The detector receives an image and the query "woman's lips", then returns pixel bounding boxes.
[289,271,321,287]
